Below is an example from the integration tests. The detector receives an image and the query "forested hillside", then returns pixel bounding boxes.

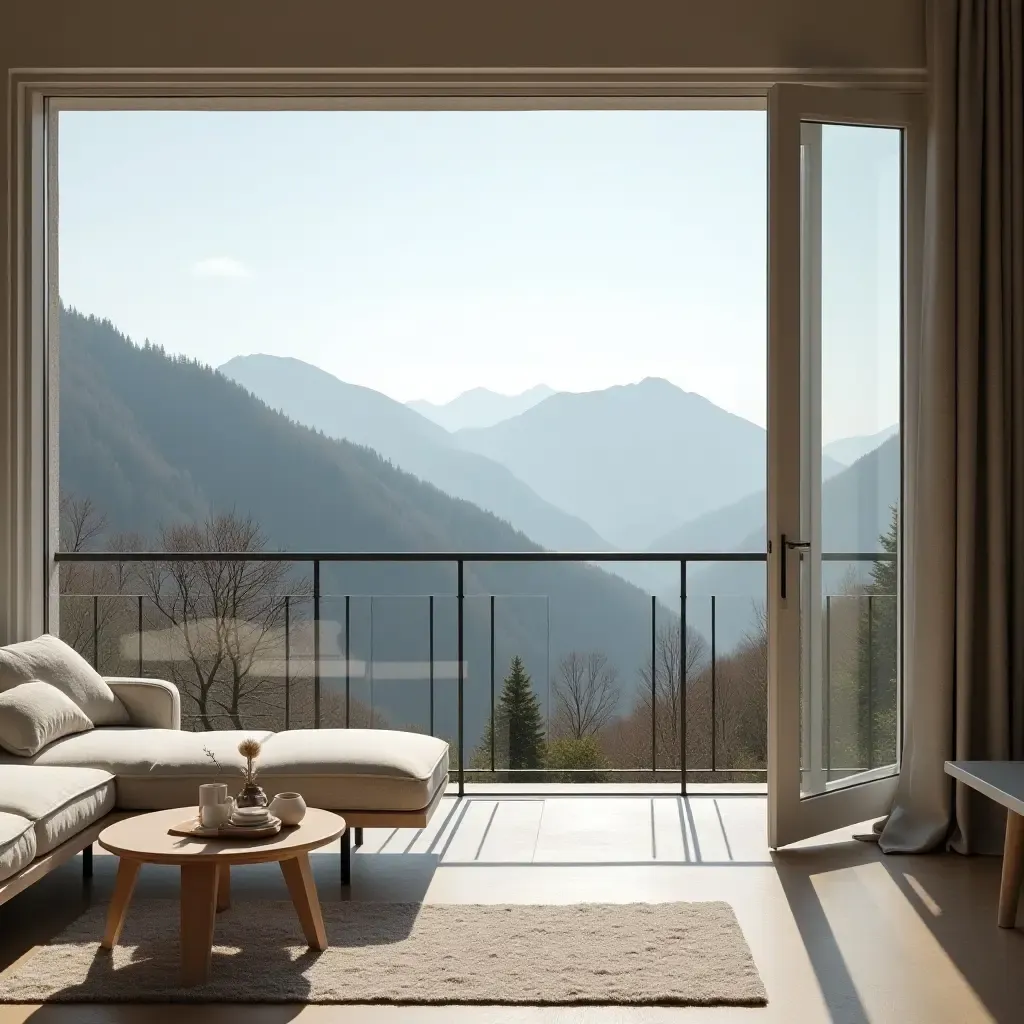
[219,354,609,552]
[58,307,659,754]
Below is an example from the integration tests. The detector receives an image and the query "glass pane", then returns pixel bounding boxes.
[799,122,902,797]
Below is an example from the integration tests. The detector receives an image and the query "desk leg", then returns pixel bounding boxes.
[998,810,1024,928]
[280,853,328,951]
[180,862,219,985]
[101,857,141,949]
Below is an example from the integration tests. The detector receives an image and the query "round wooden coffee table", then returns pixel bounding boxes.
[98,806,346,985]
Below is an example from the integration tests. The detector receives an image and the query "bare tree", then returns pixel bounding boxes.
[710,601,768,770]
[58,495,142,668]
[602,618,708,770]
[142,512,307,730]
[552,650,620,741]
[59,495,107,565]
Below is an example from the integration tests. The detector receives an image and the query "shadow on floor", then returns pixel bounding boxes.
[773,839,1024,1024]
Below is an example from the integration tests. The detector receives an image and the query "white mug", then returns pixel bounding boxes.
[201,800,233,829]
[198,783,232,828]
[198,783,228,807]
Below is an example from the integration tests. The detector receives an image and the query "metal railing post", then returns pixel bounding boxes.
[710,594,716,773]
[680,559,687,796]
[284,596,291,731]
[867,593,874,770]
[824,595,831,777]
[457,560,465,797]
[651,594,657,774]
[428,594,435,737]
[490,594,495,774]
[345,594,350,728]
[313,560,321,729]
[369,596,374,728]
[137,595,143,675]
[92,595,99,671]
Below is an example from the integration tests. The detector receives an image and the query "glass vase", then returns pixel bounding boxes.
[235,782,268,808]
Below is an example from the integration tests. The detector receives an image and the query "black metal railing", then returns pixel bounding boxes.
[55,549,894,794]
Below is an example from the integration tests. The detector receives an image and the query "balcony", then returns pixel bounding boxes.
[55,550,895,794]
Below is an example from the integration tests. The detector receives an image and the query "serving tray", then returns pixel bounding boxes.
[168,815,283,840]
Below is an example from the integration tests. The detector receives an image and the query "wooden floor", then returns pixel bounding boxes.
[1,793,1022,1023]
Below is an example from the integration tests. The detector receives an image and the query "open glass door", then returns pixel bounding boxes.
[767,85,923,848]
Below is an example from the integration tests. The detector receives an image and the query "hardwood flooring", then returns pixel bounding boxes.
[1,794,1021,1023]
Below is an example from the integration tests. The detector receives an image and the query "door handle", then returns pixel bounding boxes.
[780,534,811,601]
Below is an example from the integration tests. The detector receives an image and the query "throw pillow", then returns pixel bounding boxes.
[0,680,94,757]
[0,634,128,726]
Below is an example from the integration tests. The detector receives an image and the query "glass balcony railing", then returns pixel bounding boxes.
[54,550,894,792]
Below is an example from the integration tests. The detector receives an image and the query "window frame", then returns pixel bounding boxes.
[2,68,924,642]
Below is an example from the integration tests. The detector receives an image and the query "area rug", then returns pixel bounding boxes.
[0,901,766,1006]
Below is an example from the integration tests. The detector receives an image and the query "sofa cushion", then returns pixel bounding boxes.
[0,635,128,726]
[0,681,93,756]
[0,727,449,812]
[2,729,273,810]
[0,765,115,857]
[259,730,450,812]
[0,811,35,884]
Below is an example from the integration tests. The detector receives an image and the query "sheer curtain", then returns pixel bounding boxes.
[880,0,1024,855]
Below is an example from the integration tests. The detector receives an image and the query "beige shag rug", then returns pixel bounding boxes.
[1,900,766,1006]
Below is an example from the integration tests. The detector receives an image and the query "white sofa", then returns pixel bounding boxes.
[0,663,450,904]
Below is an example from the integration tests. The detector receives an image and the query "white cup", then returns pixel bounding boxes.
[198,783,232,829]
[199,783,228,807]
[201,800,233,829]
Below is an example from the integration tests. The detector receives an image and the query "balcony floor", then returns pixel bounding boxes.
[0,792,1020,1023]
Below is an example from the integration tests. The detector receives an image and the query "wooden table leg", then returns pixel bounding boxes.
[280,853,327,951]
[998,810,1024,927]
[101,857,141,949]
[180,862,219,985]
[216,863,230,912]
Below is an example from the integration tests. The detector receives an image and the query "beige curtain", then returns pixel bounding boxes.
[880,0,1024,855]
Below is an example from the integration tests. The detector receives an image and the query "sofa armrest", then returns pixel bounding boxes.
[105,678,181,730]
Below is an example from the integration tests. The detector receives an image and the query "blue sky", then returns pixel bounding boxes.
[58,110,898,442]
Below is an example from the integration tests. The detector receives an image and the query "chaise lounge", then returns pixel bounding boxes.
[0,635,450,905]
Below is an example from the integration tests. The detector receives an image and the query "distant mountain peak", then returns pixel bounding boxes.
[407,383,556,431]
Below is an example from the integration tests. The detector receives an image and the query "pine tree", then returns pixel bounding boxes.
[473,656,546,778]
[857,505,899,768]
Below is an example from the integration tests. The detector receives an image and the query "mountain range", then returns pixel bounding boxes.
[222,356,896,568]
[407,384,556,431]
[220,356,608,554]
[822,424,899,467]
[60,304,900,739]
[60,308,659,749]
[456,378,786,549]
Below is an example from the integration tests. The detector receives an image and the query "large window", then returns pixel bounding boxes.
[50,107,900,793]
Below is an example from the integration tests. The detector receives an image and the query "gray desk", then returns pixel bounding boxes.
[945,761,1024,927]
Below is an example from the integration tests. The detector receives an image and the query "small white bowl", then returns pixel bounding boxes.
[269,792,307,826]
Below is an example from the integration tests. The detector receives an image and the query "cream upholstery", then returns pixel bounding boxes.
[0,727,449,812]
[0,812,35,884]
[0,681,93,756]
[0,645,449,896]
[259,729,450,812]
[0,765,114,858]
[0,635,128,726]
[106,678,181,730]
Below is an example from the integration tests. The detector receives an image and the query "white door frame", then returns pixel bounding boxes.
[767,84,924,848]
